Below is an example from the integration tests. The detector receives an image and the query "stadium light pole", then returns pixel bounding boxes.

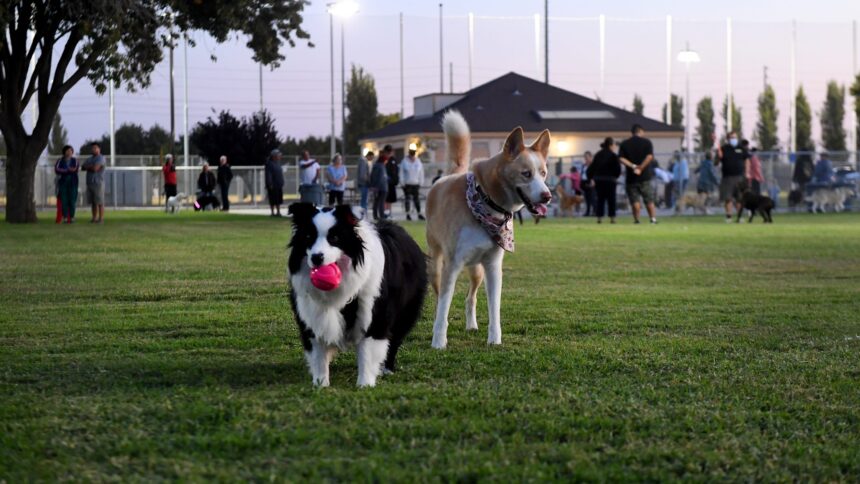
[328,1,358,159]
[678,43,700,154]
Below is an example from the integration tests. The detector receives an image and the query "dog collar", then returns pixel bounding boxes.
[466,173,515,253]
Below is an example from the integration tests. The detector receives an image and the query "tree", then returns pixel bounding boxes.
[755,84,779,151]
[241,110,281,166]
[795,86,814,152]
[1,1,312,223]
[661,94,683,129]
[191,110,281,166]
[47,112,68,154]
[722,97,743,139]
[345,65,380,154]
[632,94,644,116]
[695,97,715,151]
[820,80,846,151]
[281,135,340,157]
[78,123,177,159]
[376,112,401,130]
[851,74,860,150]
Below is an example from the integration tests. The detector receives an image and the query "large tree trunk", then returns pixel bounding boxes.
[4,138,42,223]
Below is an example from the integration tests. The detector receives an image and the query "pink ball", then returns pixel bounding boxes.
[310,262,342,291]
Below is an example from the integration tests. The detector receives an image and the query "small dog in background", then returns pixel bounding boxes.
[166,192,187,214]
[675,192,710,215]
[806,187,854,213]
[736,181,774,223]
[555,184,584,217]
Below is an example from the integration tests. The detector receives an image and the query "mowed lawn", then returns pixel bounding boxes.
[1,210,859,481]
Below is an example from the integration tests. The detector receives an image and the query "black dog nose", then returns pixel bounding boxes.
[310,253,324,267]
[540,191,552,203]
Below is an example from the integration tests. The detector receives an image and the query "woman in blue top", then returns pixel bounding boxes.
[54,145,79,223]
[326,153,348,206]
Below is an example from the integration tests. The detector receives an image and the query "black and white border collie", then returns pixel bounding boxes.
[287,203,427,387]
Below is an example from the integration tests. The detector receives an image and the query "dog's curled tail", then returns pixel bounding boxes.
[442,110,470,175]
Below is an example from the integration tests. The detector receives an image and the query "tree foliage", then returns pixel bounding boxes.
[1,1,312,222]
[722,97,744,139]
[695,97,715,151]
[47,112,69,155]
[755,84,779,151]
[820,80,846,151]
[190,110,280,166]
[81,123,177,159]
[632,94,644,116]
[345,65,380,154]
[661,94,683,129]
[795,86,813,152]
[851,74,860,150]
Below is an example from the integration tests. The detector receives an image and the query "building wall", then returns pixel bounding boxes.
[362,131,683,163]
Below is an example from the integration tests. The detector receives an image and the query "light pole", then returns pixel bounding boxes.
[327,1,359,159]
[678,43,700,154]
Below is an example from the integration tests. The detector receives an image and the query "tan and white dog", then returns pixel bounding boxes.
[425,111,552,349]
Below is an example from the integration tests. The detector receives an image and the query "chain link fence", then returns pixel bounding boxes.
[1,152,858,213]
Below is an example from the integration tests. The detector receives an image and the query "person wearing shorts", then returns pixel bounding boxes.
[715,131,749,222]
[619,124,658,224]
[163,154,178,211]
[81,142,106,223]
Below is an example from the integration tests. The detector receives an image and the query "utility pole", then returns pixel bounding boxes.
[400,12,405,118]
[169,42,175,152]
[439,3,444,92]
[259,63,263,111]
[449,62,453,93]
[544,0,548,83]
[763,65,768,90]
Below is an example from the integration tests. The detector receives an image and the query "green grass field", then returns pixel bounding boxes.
[2,211,859,481]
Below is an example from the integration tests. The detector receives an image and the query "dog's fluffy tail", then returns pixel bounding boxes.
[442,110,470,175]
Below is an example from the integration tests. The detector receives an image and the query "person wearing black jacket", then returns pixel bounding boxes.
[196,163,220,211]
[384,145,399,216]
[217,155,234,212]
[586,137,622,224]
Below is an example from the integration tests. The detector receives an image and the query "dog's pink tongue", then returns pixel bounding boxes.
[310,263,342,291]
[535,204,548,216]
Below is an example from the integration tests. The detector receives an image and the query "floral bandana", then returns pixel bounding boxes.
[465,173,514,253]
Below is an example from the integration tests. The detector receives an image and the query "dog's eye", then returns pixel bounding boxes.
[521,170,532,179]
[329,234,339,244]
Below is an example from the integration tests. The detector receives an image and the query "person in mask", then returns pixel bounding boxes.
[714,131,750,222]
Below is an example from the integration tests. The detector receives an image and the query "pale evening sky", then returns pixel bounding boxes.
[49,0,860,155]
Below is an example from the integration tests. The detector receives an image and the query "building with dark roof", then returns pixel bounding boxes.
[360,72,683,163]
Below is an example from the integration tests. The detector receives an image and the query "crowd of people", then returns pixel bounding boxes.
[52,128,847,224]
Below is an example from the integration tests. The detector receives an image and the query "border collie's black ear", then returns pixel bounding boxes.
[288,203,317,224]
[333,204,360,226]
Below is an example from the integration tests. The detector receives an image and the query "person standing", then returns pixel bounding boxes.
[581,151,595,216]
[399,146,425,220]
[672,151,690,205]
[619,124,658,224]
[54,145,79,224]
[81,142,106,223]
[587,137,622,224]
[356,151,373,210]
[265,149,285,217]
[383,145,399,217]
[813,152,834,184]
[695,150,719,195]
[162,154,178,211]
[217,155,233,211]
[298,150,322,205]
[745,144,764,194]
[370,150,389,221]
[714,131,749,222]
[326,153,347,206]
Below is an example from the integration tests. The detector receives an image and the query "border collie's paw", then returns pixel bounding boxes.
[313,377,330,388]
[357,378,377,388]
[487,332,502,345]
[381,368,394,376]
[465,320,478,331]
